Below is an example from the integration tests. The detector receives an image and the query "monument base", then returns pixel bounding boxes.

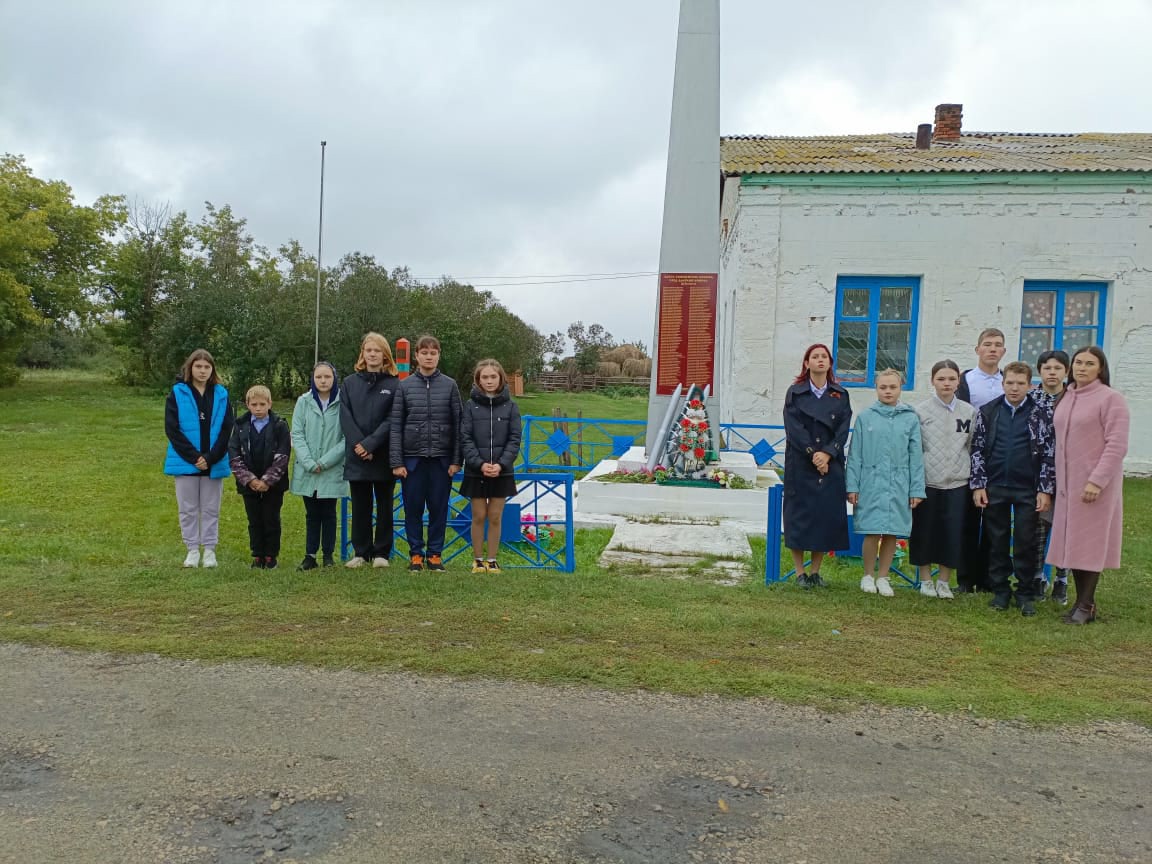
[615,446,759,484]
[576,457,779,526]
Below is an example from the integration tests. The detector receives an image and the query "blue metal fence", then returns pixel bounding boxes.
[340,472,575,572]
[718,423,787,471]
[518,415,647,474]
[514,416,788,474]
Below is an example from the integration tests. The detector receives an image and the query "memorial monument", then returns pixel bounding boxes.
[577,0,773,531]
[644,0,720,460]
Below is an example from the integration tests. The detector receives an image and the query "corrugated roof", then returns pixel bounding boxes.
[721,133,1152,175]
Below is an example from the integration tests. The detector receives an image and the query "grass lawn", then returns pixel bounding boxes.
[516,387,646,420]
[2,371,1150,726]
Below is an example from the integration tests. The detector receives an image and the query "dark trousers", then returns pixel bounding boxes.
[302,494,337,558]
[243,491,284,559]
[957,496,989,591]
[401,457,452,557]
[983,486,1039,601]
[348,479,395,560]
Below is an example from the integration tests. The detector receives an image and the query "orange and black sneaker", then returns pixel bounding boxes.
[408,554,424,572]
[427,555,446,572]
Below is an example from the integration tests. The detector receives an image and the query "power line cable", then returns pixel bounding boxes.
[410,273,658,288]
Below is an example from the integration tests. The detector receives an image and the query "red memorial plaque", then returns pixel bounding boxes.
[654,272,717,396]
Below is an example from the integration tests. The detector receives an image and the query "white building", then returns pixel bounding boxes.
[715,105,1152,472]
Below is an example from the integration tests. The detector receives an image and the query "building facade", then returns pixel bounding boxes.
[715,110,1152,472]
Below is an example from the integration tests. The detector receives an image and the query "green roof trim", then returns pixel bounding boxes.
[739,172,1152,188]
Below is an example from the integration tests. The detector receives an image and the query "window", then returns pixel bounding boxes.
[1019,281,1107,363]
[833,276,920,387]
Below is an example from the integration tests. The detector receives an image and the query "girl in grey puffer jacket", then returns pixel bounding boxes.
[460,359,522,573]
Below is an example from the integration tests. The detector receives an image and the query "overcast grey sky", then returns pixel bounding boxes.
[3,0,1150,345]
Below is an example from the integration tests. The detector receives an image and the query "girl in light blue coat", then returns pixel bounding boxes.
[846,369,926,597]
[290,362,348,570]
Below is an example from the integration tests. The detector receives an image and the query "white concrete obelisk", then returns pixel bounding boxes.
[645,0,721,459]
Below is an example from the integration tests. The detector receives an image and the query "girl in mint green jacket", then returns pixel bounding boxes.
[290,362,348,570]
[846,369,926,597]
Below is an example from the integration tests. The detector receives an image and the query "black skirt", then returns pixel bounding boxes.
[459,473,518,500]
[909,485,968,568]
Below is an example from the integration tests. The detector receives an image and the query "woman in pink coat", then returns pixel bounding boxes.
[1046,347,1130,624]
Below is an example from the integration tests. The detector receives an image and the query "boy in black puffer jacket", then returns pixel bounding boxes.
[390,335,463,571]
[229,385,291,569]
[460,359,522,573]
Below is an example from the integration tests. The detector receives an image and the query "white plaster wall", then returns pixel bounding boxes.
[717,180,1152,473]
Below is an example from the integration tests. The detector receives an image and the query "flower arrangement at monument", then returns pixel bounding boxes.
[592,387,755,490]
[663,393,719,481]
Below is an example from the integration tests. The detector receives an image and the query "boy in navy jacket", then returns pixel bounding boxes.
[229,385,291,568]
[391,336,463,571]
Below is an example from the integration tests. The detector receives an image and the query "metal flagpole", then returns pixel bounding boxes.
[313,140,327,366]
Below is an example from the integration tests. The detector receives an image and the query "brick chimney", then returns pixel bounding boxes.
[933,104,963,142]
[915,123,932,149]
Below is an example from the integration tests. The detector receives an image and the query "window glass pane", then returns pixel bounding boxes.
[1022,291,1056,326]
[875,323,910,376]
[1061,328,1096,354]
[836,322,869,382]
[1063,292,1098,327]
[1020,329,1053,363]
[841,288,869,318]
[879,286,912,321]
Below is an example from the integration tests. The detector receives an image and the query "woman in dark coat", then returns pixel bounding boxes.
[782,343,852,587]
[340,332,401,568]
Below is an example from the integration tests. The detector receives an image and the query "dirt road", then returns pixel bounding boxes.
[2,643,1149,863]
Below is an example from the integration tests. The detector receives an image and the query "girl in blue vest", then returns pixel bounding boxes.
[163,349,235,568]
[846,368,926,597]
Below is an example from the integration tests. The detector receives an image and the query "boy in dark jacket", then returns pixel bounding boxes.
[229,385,291,569]
[391,336,463,571]
[969,362,1054,616]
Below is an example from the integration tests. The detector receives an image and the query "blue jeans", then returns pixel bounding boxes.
[401,457,452,557]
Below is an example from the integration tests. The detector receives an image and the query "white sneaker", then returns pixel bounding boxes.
[201,548,217,568]
[935,580,954,599]
[876,576,894,597]
[860,575,877,594]
[183,549,200,568]
[345,556,367,569]
[919,579,938,597]
[372,557,390,569]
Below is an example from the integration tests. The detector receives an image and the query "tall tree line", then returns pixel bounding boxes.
[1,155,547,393]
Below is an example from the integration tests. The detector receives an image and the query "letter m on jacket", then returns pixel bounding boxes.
[956,418,971,433]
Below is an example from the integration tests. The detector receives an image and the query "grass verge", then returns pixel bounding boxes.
[1,371,1150,725]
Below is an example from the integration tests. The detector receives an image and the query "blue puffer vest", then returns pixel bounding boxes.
[164,383,232,478]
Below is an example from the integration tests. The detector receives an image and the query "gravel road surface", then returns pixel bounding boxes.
[2,643,1149,863]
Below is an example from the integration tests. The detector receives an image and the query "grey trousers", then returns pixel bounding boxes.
[174,475,224,550]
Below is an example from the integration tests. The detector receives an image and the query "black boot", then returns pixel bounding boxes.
[1066,570,1100,624]
[297,555,319,571]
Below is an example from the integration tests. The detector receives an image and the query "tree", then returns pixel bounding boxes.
[566,321,615,374]
[102,201,192,379]
[0,154,124,383]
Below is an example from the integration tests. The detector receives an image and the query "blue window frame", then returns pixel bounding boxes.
[1019,281,1107,363]
[833,276,920,388]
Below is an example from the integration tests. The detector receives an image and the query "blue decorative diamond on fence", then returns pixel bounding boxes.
[750,438,775,466]
[611,435,636,457]
[545,429,571,456]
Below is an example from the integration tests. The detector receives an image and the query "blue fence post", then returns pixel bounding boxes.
[340,496,350,561]
[562,474,575,573]
[765,483,784,585]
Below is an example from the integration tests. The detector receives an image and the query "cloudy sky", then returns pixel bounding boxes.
[3,0,1150,346]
